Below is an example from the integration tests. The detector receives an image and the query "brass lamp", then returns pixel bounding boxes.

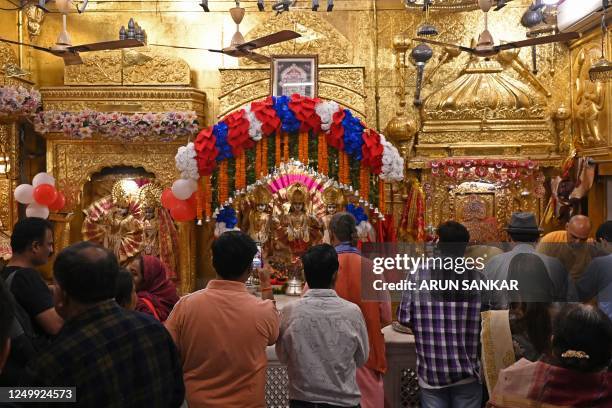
[590,1,612,82]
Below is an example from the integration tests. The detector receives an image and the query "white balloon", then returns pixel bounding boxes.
[187,178,198,194]
[25,203,49,219]
[14,184,34,204]
[172,179,193,200]
[32,172,55,187]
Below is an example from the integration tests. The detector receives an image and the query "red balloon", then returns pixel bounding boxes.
[186,192,196,207]
[161,188,180,209]
[170,200,196,222]
[33,184,58,206]
[48,191,66,211]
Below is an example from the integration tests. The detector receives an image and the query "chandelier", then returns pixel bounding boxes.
[589,1,612,82]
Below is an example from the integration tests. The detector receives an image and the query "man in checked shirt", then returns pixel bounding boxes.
[398,221,484,408]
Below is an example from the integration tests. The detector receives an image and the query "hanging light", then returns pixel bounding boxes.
[590,3,612,82]
[411,43,433,106]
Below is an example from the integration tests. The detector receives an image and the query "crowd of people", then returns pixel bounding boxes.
[0,211,610,407]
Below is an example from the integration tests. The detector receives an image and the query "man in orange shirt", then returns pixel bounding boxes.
[165,231,279,408]
[329,212,392,408]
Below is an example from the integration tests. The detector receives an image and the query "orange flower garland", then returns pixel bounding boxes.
[360,166,370,200]
[318,132,328,174]
[283,132,289,162]
[203,175,212,218]
[275,130,281,167]
[298,132,308,164]
[339,152,350,184]
[196,178,203,222]
[261,139,268,176]
[379,179,386,215]
[235,151,246,191]
[219,161,229,204]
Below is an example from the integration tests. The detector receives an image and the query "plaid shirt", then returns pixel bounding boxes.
[397,267,482,388]
[23,300,184,407]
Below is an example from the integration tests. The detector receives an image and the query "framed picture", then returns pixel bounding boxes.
[270,55,318,98]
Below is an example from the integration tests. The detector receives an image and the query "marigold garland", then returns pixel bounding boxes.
[275,130,281,167]
[379,179,386,214]
[235,151,246,191]
[360,167,370,200]
[203,175,212,218]
[283,132,289,162]
[298,132,308,164]
[339,152,350,185]
[196,179,203,222]
[261,139,268,176]
[317,133,328,175]
[219,161,229,204]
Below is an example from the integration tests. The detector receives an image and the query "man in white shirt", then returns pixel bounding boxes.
[276,244,369,408]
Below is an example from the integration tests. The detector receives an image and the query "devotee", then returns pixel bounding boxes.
[507,253,554,361]
[165,231,279,408]
[276,244,369,408]
[484,212,571,309]
[0,280,14,376]
[576,221,612,319]
[115,267,137,310]
[537,214,594,281]
[0,217,63,385]
[126,254,179,321]
[22,241,185,407]
[488,304,612,407]
[398,221,482,408]
[329,212,391,408]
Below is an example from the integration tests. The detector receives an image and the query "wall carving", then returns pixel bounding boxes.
[64,48,191,86]
[240,12,351,66]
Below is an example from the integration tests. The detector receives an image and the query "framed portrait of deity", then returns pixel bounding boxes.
[271,55,318,98]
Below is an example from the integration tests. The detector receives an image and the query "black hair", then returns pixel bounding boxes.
[437,221,469,256]
[10,217,53,254]
[212,231,257,280]
[53,241,119,304]
[302,244,339,289]
[552,304,612,372]
[0,279,14,352]
[330,212,358,247]
[508,253,553,357]
[115,268,134,308]
[508,231,540,243]
[595,221,612,242]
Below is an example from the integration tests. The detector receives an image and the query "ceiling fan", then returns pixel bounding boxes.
[414,0,579,58]
[0,0,144,65]
[150,1,300,63]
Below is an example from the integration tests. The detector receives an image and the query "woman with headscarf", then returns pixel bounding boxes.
[126,255,179,321]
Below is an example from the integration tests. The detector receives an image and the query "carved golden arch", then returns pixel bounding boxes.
[46,138,196,294]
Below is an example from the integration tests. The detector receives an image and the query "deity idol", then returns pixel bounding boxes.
[137,183,179,277]
[278,183,323,257]
[242,185,275,253]
[321,186,346,244]
[82,180,143,263]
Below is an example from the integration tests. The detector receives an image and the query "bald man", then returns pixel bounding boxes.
[537,215,594,281]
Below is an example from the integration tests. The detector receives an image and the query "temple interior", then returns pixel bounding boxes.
[0,0,611,406]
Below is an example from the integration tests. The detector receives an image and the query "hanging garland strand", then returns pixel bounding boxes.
[219,161,229,204]
[379,179,386,215]
[317,132,328,174]
[261,138,268,176]
[203,175,212,218]
[360,166,370,200]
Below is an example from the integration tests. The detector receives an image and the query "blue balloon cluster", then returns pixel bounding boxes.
[216,206,238,229]
[346,203,368,223]
[273,95,301,134]
[341,109,364,160]
[213,121,233,161]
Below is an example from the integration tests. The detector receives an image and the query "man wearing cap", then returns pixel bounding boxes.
[484,212,575,309]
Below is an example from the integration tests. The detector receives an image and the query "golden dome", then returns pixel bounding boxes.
[385,109,417,142]
[422,59,546,121]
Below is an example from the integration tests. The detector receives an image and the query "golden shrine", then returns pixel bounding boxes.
[0,0,609,293]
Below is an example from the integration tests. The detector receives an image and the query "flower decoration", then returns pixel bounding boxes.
[0,86,41,117]
[273,95,301,134]
[215,205,238,229]
[341,110,364,160]
[175,142,199,181]
[346,203,368,224]
[179,95,405,182]
[213,122,232,161]
[34,110,199,141]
